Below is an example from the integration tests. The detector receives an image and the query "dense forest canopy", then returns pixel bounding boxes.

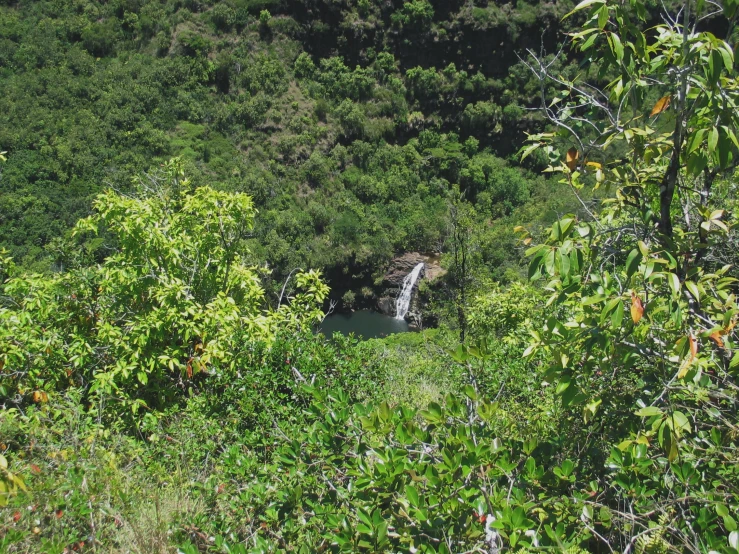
[0,0,580,296]
[1,0,739,552]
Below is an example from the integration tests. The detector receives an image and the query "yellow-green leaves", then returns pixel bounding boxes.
[625,248,642,278]
[583,398,602,423]
[635,405,662,417]
[0,454,27,507]
[563,0,606,19]
[708,126,719,153]
[607,32,624,62]
[666,272,681,298]
[635,407,691,462]
[2,168,331,419]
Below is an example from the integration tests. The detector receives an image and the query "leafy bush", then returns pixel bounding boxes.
[0,161,329,419]
[517,0,739,548]
[391,0,434,29]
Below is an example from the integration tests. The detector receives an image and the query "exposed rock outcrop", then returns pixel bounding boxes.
[382,252,427,287]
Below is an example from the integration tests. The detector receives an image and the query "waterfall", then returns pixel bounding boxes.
[395,262,424,320]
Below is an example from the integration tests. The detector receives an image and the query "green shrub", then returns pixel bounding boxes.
[0,161,329,420]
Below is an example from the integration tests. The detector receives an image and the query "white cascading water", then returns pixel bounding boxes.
[395,262,425,319]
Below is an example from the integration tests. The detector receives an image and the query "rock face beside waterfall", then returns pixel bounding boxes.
[382,252,427,287]
[376,252,445,325]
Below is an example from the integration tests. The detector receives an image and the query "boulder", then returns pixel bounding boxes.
[376,296,395,316]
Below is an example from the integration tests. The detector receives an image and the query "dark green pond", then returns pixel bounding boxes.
[319,310,410,340]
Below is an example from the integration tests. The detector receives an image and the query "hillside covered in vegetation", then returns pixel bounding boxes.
[1,0,739,552]
[0,0,583,294]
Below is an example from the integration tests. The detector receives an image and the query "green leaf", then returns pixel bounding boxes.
[667,273,680,297]
[611,300,624,328]
[357,508,373,528]
[688,129,707,154]
[582,505,594,520]
[726,126,739,149]
[528,249,545,281]
[708,127,719,154]
[582,294,606,305]
[687,152,709,176]
[428,402,442,419]
[564,0,606,19]
[670,411,691,436]
[709,50,723,83]
[544,249,556,275]
[658,423,678,462]
[525,244,547,257]
[610,32,624,61]
[406,484,420,507]
[625,248,641,278]
[520,143,540,161]
[685,280,700,302]
[719,45,734,72]
[718,131,733,169]
[558,248,571,277]
[635,406,663,417]
[555,374,571,395]
[448,344,469,363]
[561,383,583,406]
[725,514,738,532]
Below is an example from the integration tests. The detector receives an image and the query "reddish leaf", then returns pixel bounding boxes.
[55,510,64,519]
[32,390,48,403]
[630,292,644,324]
[30,464,41,475]
[689,334,698,359]
[12,511,21,523]
[650,94,671,117]
[566,147,580,171]
[709,332,724,348]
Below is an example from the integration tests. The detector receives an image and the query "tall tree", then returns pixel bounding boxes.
[519,0,739,549]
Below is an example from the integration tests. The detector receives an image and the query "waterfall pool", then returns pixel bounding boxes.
[319,310,410,340]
